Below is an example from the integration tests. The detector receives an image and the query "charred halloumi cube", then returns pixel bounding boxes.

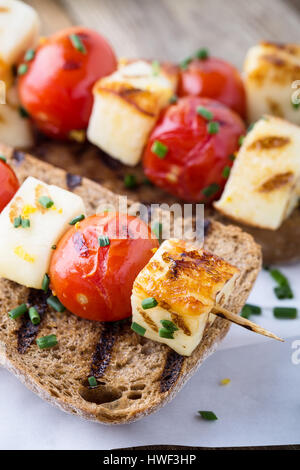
[214,116,300,230]
[131,239,239,356]
[87,60,178,166]
[244,42,300,125]
[0,177,85,289]
[0,0,39,66]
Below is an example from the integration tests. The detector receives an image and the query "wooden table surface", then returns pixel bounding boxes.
[24,0,300,451]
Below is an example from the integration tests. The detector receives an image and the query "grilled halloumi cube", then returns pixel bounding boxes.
[87,60,178,166]
[131,239,239,356]
[0,103,33,148]
[0,177,85,289]
[214,116,300,230]
[0,0,39,66]
[244,42,300,125]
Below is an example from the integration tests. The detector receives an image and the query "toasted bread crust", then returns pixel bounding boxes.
[0,144,261,424]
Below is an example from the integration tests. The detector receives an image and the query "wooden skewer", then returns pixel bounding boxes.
[212,305,284,342]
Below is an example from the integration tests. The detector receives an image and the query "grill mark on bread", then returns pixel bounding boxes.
[248,136,290,150]
[160,350,184,393]
[137,307,159,332]
[90,323,119,378]
[259,172,294,192]
[17,289,48,354]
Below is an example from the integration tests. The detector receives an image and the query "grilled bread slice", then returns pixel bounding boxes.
[0,144,261,424]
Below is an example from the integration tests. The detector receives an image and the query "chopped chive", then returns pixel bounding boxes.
[247,122,255,133]
[88,376,98,387]
[141,297,158,309]
[197,106,213,120]
[0,155,7,162]
[21,218,30,228]
[151,221,163,244]
[169,94,178,104]
[131,322,146,336]
[29,306,40,325]
[13,216,22,228]
[9,303,28,320]
[42,273,50,293]
[207,121,220,134]
[222,166,231,179]
[69,214,85,225]
[38,195,54,209]
[98,235,110,247]
[17,63,28,76]
[198,410,218,421]
[159,328,174,339]
[151,140,168,159]
[36,334,58,349]
[241,304,261,318]
[269,269,289,287]
[24,49,35,61]
[19,106,30,118]
[124,174,137,189]
[274,285,293,300]
[69,34,86,54]
[238,135,245,146]
[195,48,209,60]
[292,99,300,110]
[160,319,179,332]
[229,154,236,161]
[47,295,65,313]
[51,245,57,250]
[180,56,193,70]
[273,307,297,319]
[152,60,160,76]
[202,183,220,198]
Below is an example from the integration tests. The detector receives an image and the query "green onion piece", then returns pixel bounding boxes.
[159,328,174,339]
[292,100,300,110]
[9,303,28,320]
[160,319,179,332]
[247,122,255,133]
[42,273,50,293]
[238,135,245,146]
[151,140,168,159]
[241,304,261,318]
[222,166,231,179]
[24,49,35,61]
[195,48,209,60]
[180,56,193,70]
[151,221,163,244]
[69,214,85,225]
[131,322,146,336]
[202,183,220,198]
[274,285,293,300]
[229,154,236,161]
[19,106,30,118]
[152,60,160,76]
[141,297,158,309]
[17,63,28,76]
[270,269,289,287]
[88,376,98,387]
[38,196,54,209]
[13,216,22,228]
[273,307,297,319]
[169,94,178,104]
[98,235,110,247]
[29,306,41,325]
[69,34,86,54]
[0,155,7,162]
[197,106,213,120]
[207,121,220,134]
[51,245,57,250]
[47,295,65,312]
[21,218,30,228]
[36,334,58,349]
[124,174,137,189]
[198,410,218,420]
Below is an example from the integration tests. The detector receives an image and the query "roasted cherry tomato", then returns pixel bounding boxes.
[143,96,246,203]
[18,26,117,139]
[49,213,158,322]
[0,158,19,212]
[178,56,246,119]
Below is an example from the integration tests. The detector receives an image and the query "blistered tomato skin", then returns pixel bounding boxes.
[178,57,246,119]
[143,96,246,203]
[0,160,19,212]
[18,27,117,140]
[49,213,159,322]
